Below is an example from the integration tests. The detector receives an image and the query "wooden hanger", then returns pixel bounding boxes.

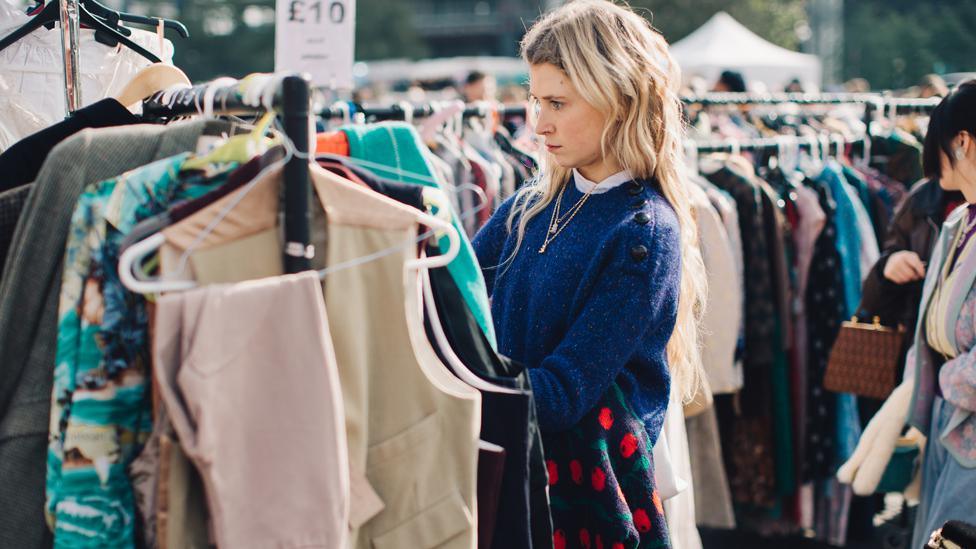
[114,63,190,110]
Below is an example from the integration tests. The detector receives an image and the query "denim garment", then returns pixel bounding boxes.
[912,397,976,548]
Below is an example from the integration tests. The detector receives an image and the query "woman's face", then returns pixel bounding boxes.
[939,131,976,202]
[529,63,621,181]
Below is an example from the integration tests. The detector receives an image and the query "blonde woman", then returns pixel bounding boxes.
[472,1,705,546]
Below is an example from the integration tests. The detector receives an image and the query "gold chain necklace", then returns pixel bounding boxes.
[539,183,599,253]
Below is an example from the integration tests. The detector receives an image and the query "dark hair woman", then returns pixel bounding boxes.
[840,80,976,546]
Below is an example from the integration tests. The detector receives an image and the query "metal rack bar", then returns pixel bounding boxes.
[58,0,82,113]
[319,102,528,121]
[317,93,936,123]
[680,92,878,106]
[692,135,864,154]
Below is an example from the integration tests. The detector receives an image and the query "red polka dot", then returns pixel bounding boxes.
[633,508,652,533]
[591,466,607,491]
[553,530,566,549]
[598,407,614,430]
[596,535,604,549]
[570,460,583,484]
[620,432,638,458]
[612,543,625,549]
[547,460,558,485]
[579,528,591,548]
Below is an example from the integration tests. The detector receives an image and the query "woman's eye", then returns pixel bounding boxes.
[550,101,563,111]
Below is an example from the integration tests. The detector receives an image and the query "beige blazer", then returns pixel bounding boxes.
[690,183,743,395]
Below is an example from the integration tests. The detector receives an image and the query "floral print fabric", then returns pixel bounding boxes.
[543,383,670,549]
[46,153,237,548]
[938,278,976,466]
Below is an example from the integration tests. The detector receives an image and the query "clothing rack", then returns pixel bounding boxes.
[142,74,313,273]
[881,96,942,114]
[319,102,529,122]
[321,93,936,124]
[682,92,878,106]
[692,134,865,155]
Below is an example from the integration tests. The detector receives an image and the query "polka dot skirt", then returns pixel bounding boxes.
[542,383,670,549]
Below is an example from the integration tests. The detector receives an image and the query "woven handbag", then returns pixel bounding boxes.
[824,317,906,400]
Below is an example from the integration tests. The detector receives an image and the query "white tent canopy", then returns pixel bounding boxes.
[670,12,822,92]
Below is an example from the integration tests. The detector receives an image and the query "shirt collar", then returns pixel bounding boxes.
[572,168,635,194]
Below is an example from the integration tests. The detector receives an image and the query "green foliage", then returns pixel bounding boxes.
[843,1,976,89]
[627,0,807,49]
[173,0,275,81]
[355,0,429,60]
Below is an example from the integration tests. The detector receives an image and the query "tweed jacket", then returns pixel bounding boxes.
[0,120,225,548]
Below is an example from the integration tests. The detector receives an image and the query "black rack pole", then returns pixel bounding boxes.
[692,135,863,155]
[281,75,312,274]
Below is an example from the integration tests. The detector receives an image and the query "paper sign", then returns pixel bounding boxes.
[275,0,356,89]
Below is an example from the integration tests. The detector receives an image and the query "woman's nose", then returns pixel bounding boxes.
[535,112,553,136]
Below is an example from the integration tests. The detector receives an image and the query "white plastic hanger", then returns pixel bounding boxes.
[120,124,462,294]
[330,100,351,126]
[119,176,462,294]
[833,134,845,161]
[398,100,414,125]
[420,100,465,143]
[339,155,444,186]
[200,77,237,119]
[119,78,463,294]
[420,266,520,394]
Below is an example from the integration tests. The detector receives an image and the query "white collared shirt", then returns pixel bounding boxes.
[572,168,635,194]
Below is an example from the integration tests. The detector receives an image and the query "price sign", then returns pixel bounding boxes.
[275,0,355,89]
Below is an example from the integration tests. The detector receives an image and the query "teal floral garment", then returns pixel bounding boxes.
[46,153,238,548]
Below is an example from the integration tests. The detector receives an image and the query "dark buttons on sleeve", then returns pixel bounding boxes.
[630,244,649,261]
[629,199,647,210]
[633,211,650,225]
[627,181,644,196]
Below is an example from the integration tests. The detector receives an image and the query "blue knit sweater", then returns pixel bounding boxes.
[472,175,680,443]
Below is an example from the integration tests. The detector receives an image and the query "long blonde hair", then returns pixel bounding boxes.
[510,0,706,401]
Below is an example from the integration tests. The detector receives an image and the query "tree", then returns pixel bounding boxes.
[628,0,806,49]
[173,0,275,81]
[843,0,976,89]
[355,0,428,60]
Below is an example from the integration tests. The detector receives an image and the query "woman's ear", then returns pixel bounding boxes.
[958,131,974,155]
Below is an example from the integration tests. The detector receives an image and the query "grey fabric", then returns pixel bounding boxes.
[686,406,737,530]
[0,184,30,278]
[0,120,224,548]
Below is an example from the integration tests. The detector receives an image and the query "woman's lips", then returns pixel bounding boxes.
[546,144,561,152]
